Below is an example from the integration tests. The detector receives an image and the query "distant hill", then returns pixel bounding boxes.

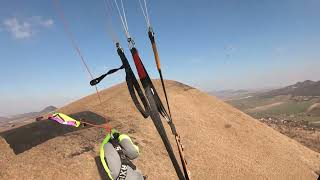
[10,112,39,120]
[0,117,10,123]
[0,106,57,122]
[210,88,273,101]
[262,80,320,98]
[307,103,320,116]
[0,106,58,133]
[225,80,320,124]
[210,89,252,100]
[40,106,57,113]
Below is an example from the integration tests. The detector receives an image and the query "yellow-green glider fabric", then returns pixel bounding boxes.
[52,112,81,127]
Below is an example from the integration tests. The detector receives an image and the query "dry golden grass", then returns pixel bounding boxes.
[1,80,320,179]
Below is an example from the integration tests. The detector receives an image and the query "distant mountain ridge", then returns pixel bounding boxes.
[0,117,10,123]
[0,106,57,122]
[262,80,320,97]
[40,106,57,113]
[210,88,273,101]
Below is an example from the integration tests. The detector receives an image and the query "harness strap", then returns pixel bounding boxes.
[100,131,137,180]
[100,133,114,180]
[130,48,186,180]
[90,65,124,86]
[143,85,186,180]
[116,45,150,118]
[90,42,187,179]
[109,136,136,180]
[90,44,150,118]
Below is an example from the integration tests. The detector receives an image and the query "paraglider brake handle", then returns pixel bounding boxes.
[90,78,100,86]
[90,75,105,86]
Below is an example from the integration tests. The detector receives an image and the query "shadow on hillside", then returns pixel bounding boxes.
[95,156,109,180]
[0,111,108,155]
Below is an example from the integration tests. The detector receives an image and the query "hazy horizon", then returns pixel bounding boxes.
[2,78,319,117]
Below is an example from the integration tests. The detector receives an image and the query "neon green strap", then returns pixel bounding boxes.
[118,134,139,154]
[100,129,119,180]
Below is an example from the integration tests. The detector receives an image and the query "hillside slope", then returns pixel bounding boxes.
[262,80,320,97]
[1,80,320,179]
[308,103,320,116]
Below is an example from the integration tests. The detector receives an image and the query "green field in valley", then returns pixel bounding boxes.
[228,96,320,123]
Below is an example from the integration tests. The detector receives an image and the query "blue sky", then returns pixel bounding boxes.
[1,0,320,115]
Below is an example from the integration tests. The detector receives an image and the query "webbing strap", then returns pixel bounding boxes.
[90,65,124,86]
[109,138,136,180]
[126,74,149,118]
[131,48,147,79]
[90,45,149,119]
[131,48,172,125]
[148,30,173,119]
[146,23,189,178]
[144,85,185,180]
[130,49,186,180]
[116,46,150,118]
[90,45,187,179]
[130,41,190,179]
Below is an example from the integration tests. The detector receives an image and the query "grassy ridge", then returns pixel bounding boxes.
[257,101,315,115]
[228,96,320,123]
